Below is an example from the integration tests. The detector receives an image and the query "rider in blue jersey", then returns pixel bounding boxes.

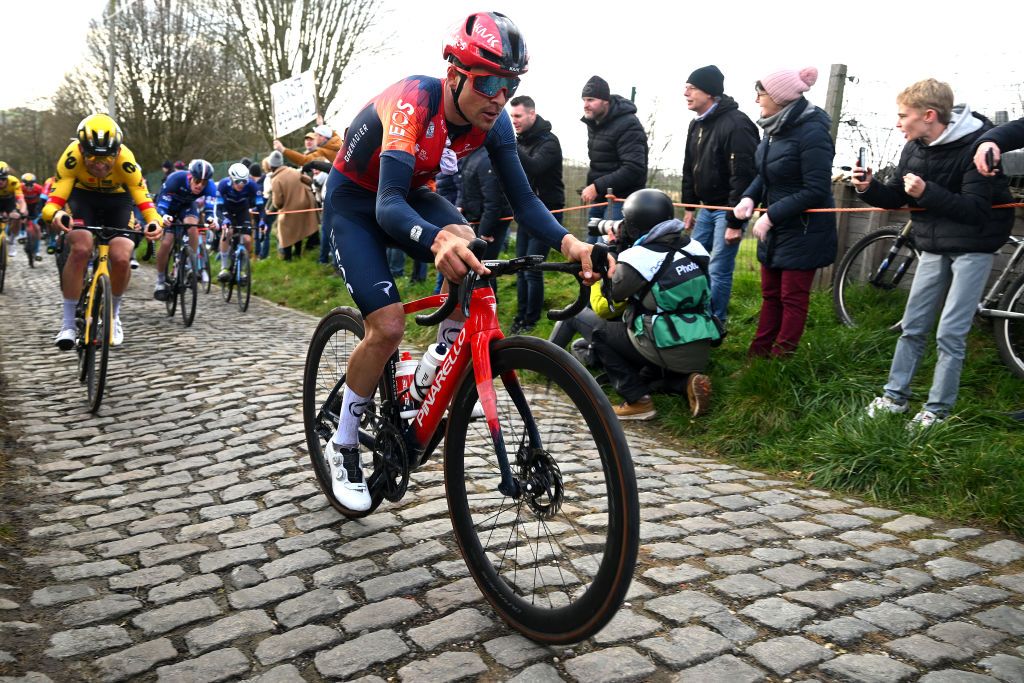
[216,163,264,282]
[318,11,607,512]
[154,159,218,300]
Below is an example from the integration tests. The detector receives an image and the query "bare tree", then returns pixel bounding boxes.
[51,0,265,172]
[219,0,382,143]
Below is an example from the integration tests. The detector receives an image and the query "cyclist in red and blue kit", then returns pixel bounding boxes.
[319,11,606,512]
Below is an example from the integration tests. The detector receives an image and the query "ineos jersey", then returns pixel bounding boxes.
[332,75,568,251]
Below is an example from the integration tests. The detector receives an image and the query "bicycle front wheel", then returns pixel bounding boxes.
[86,274,112,413]
[302,307,387,518]
[237,250,251,312]
[198,246,212,294]
[0,234,7,293]
[180,246,198,327]
[994,272,1024,380]
[833,227,916,328]
[444,336,639,644]
[26,233,36,268]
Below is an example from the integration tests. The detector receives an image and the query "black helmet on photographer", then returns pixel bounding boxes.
[620,189,675,247]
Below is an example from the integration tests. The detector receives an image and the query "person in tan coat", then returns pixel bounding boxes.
[266,151,319,260]
[272,124,341,168]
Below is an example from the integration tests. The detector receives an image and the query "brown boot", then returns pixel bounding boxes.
[613,396,657,421]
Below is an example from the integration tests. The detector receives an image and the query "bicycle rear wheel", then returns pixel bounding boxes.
[165,248,178,316]
[0,233,7,293]
[180,246,198,327]
[303,307,388,518]
[833,227,916,329]
[26,232,36,268]
[237,250,251,312]
[221,259,234,302]
[444,336,639,644]
[86,274,112,412]
[994,272,1024,380]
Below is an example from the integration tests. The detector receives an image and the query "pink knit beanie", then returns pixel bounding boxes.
[760,67,818,105]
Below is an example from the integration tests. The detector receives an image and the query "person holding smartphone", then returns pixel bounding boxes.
[853,79,1014,428]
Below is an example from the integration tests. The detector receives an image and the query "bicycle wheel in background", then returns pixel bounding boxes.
[994,272,1024,380]
[444,336,639,644]
[221,256,234,303]
[832,226,916,329]
[198,245,212,294]
[237,250,251,312]
[165,248,178,317]
[302,307,387,519]
[26,232,37,268]
[0,232,7,293]
[180,246,198,327]
[86,274,113,412]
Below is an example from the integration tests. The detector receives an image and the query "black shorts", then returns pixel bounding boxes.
[68,190,140,245]
[0,196,16,214]
[222,204,253,227]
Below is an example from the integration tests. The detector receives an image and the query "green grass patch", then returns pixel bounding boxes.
[245,234,1024,535]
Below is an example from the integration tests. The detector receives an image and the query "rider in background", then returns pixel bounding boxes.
[154,159,218,301]
[41,114,163,348]
[319,11,602,511]
[216,162,264,282]
[0,163,30,250]
[20,173,45,261]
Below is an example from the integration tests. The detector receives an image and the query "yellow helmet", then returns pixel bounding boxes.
[0,160,9,177]
[77,114,123,157]
[21,172,36,184]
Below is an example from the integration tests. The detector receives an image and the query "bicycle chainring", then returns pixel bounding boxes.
[519,446,563,519]
[372,420,409,503]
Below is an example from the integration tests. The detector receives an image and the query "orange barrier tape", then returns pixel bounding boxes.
[264,207,322,216]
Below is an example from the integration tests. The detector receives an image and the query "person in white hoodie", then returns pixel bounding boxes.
[852,78,1014,428]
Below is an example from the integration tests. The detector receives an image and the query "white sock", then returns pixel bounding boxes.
[333,384,371,448]
[62,299,77,328]
[438,319,463,347]
[220,251,229,265]
[112,295,122,318]
[156,272,166,285]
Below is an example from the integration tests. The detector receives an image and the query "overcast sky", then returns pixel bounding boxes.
[8,0,1023,172]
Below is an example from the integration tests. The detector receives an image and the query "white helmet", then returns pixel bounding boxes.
[228,163,250,183]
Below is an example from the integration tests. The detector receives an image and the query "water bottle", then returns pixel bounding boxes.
[410,343,448,402]
[394,351,419,419]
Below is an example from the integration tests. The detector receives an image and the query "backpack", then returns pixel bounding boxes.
[620,234,723,349]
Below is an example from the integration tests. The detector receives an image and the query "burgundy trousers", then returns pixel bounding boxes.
[749,266,817,358]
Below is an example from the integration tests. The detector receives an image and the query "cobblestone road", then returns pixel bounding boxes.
[1,255,1023,683]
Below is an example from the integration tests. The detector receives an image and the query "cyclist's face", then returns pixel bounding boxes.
[447,65,511,130]
[189,177,206,194]
[84,157,114,178]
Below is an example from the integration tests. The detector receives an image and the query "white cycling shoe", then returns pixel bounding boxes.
[112,318,124,346]
[326,441,371,511]
[54,327,76,351]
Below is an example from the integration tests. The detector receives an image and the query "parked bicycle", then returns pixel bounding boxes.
[832,219,1024,378]
[163,223,199,327]
[302,241,639,644]
[219,223,252,312]
[67,225,142,412]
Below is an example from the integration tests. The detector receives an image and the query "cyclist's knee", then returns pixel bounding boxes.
[364,308,405,350]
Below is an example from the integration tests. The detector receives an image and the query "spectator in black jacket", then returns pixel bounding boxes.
[580,76,649,242]
[510,95,565,334]
[854,79,1014,428]
[734,66,836,359]
[681,65,759,325]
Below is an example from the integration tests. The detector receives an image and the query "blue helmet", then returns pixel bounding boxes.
[188,159,214,181]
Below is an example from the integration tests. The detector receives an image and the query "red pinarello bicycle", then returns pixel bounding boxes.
[303,240,639,643]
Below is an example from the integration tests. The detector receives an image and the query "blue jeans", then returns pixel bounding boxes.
[586,202,623,245]
[515,226,552,326]
[690,209,740,323]
[883,250,993,416]
[257,215,275,259]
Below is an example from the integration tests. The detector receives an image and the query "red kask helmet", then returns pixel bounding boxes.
[442,12,528,76]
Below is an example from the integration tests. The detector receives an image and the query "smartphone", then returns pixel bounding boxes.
[857,147,867,170]
[986,147,998,173]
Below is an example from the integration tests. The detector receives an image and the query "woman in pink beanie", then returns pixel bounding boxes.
[733,66,837,357]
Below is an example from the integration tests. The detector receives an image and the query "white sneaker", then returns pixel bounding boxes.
[865,396,908,418]
[470,401,485,419]
[201,270,210,285]
[908,410,945,430]
[54,327,76,351]
[112,318,124,346]
[326,442,371,511]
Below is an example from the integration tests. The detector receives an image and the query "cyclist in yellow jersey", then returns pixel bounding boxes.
[0,162,30,247]
[42,114,163,349]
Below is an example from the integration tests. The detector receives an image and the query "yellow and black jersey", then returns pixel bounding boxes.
[0,175,23,199]
[41,141,158,224]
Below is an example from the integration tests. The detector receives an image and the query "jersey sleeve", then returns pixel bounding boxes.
[117,148,160,224]
[376,152,442,249]
[486,113,568,249]
[41,143,80,223]
[377,80,432,157]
